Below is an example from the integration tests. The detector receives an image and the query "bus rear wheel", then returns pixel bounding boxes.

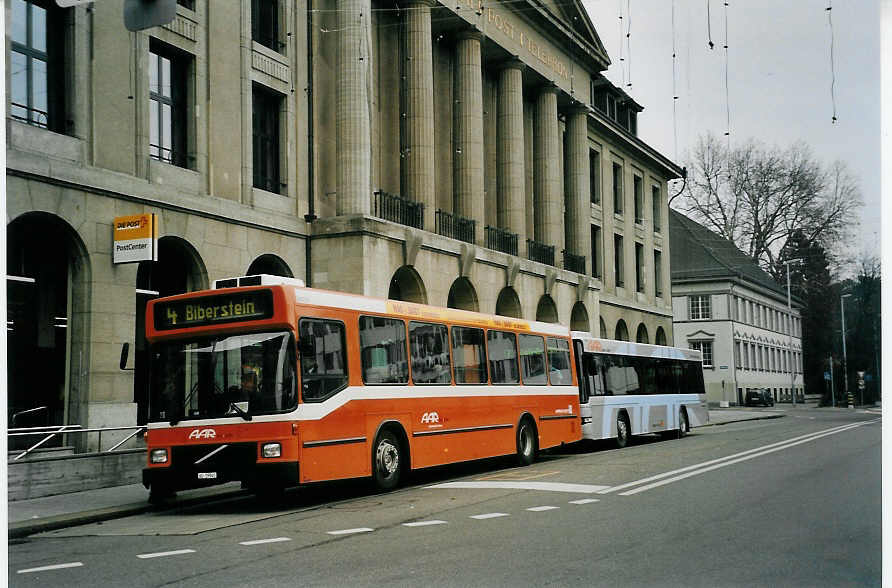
[516,418,538,466]
[678,408,689,438]
[615,413,631,449]
[372,430,403,491]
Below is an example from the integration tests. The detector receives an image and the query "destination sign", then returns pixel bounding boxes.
[154,290,273,330]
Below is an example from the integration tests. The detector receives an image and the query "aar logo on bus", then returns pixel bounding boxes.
[188,428,217,440]
[421,412,440,424]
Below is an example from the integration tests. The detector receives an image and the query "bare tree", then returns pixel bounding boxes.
[671,134,862,277]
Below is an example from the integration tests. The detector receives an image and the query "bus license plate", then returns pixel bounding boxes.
[197,472,217,480]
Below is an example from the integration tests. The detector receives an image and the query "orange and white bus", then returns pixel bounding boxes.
[142,275,581,501]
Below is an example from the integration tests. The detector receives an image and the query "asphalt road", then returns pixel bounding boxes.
[8,408,881,587]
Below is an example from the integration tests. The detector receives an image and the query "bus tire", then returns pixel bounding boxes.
[372,429,403,491]
[615,412,631,449]
[148,484,176,505]
[516,417,538,466]
[678,408,689,438]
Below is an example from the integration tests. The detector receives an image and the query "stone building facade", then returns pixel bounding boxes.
[6,0,681,430]
[669,211,804,406]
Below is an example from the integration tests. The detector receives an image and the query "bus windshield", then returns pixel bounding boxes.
[149,331,297,423]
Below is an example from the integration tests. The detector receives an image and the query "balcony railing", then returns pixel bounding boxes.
[527,239,555,266]
[563,250,586,274]
[485,226,518,256]
[436,210,476,244]
[372,190,424,230]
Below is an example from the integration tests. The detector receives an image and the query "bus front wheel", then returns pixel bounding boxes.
[678,408,689,438]
[372,430,403,490]
[516,418,538,466]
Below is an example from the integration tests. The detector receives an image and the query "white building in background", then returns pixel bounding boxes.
[669,210,804,407]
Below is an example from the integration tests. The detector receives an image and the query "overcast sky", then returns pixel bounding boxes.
[579,0,882,266]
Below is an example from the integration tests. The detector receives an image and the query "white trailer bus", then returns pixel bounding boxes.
[571,333,709,447]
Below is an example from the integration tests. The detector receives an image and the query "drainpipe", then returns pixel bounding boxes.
[304,0,317,286]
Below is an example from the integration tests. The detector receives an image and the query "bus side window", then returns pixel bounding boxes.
[518,334,547,385]
[359,316,409,384]
[451,326,487,384]
[546,337,572,385]
[409,322,451,384]
[488,330,519,384]
[299,318,348,402]
[583,354,606,398]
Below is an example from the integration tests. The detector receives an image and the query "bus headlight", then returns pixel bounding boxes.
[150,449,169,464]
[262,443,282,458]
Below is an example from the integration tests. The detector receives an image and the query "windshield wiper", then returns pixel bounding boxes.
[227,401,252,421]
[170,380,199,426]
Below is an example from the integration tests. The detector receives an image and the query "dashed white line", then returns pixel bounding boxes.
[428,481,608,493]
[327,527,374,535]
[402,520,448,527]
[239,537,292,546]
[137,549,196,559]
[568,498,600,505]
[470,512,510,520]
[526,506,559,512]
[18,562,84,574]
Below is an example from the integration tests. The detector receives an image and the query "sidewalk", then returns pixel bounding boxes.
[8,407,786,539]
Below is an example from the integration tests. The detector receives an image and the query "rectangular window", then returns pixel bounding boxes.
[690,341,713,368]
[607,94,617,120]
[518,334,547,385]
[591,224,602,279]
[589,150,601,204]
[635,243,645,292]
[299,319,348,402]
[177,0,195,9]
[253,84,282,194]
[451,326,487,384]
[359,316,408,384]
[149,41,190,168]
[628,110,637,135]
[633,175,643,224]
[612,163,623,214]
[614,234,624,288]
[689,295,711,320]
[252,0,279,52]
[652,185,662,232]
[487,330,519,384]
[10,0,67,133]
[654,250,663,297]
[409,322,450,384]
[546,338,572,385]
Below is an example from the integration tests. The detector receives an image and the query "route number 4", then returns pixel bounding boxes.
[421,411,440,424]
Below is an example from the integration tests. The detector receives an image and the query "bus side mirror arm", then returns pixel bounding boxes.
[120,343,134,371]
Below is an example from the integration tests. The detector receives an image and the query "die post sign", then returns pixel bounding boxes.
[113,214,158,263]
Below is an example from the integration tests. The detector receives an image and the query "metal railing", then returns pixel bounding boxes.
[485,226,518,256]
[372,190,424,229]
[563,250,586,274]
[436,210,476,244]
[8,424,147,462]
[527,239,555,266]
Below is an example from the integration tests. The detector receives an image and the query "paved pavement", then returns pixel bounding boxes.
[7,405,867,539]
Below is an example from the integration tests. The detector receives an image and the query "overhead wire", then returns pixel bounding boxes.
[826,1,838,123]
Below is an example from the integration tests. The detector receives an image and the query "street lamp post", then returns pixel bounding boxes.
[785,261,796,407]
[841,293,852,407]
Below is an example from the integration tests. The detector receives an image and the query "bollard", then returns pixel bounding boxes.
[847,393,854,409]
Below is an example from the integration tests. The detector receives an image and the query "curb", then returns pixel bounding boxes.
[9,488,249,539]
[704,414,786,427]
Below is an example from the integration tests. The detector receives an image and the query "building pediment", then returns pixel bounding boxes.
[688,329,714,339]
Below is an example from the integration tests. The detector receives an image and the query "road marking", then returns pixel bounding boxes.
[617,419,879,496]
[526,506,559,512]
[568,498,600,505]
[427,481,608,493]
[477,470,560,481]
[327,528,374,535]
[599,421,873,495]
[470,512,509,520]
[402,520,448,527]
[239,537,292,546]
[137,549,196,559]
[18,562,84,574]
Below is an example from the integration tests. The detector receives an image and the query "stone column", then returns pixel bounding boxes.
[404,0,437,230]
[564,105,591,262]
[497,58,526,247]
[534,84,562,253]
[336,0,372,215]
[453,30,485,244]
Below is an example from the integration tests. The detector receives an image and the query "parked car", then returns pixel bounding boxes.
[745,388,775,407]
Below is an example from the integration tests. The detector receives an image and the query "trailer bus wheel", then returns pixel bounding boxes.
[372,430,403,490]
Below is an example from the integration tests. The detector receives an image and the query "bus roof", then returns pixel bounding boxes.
[571,331,703,362]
